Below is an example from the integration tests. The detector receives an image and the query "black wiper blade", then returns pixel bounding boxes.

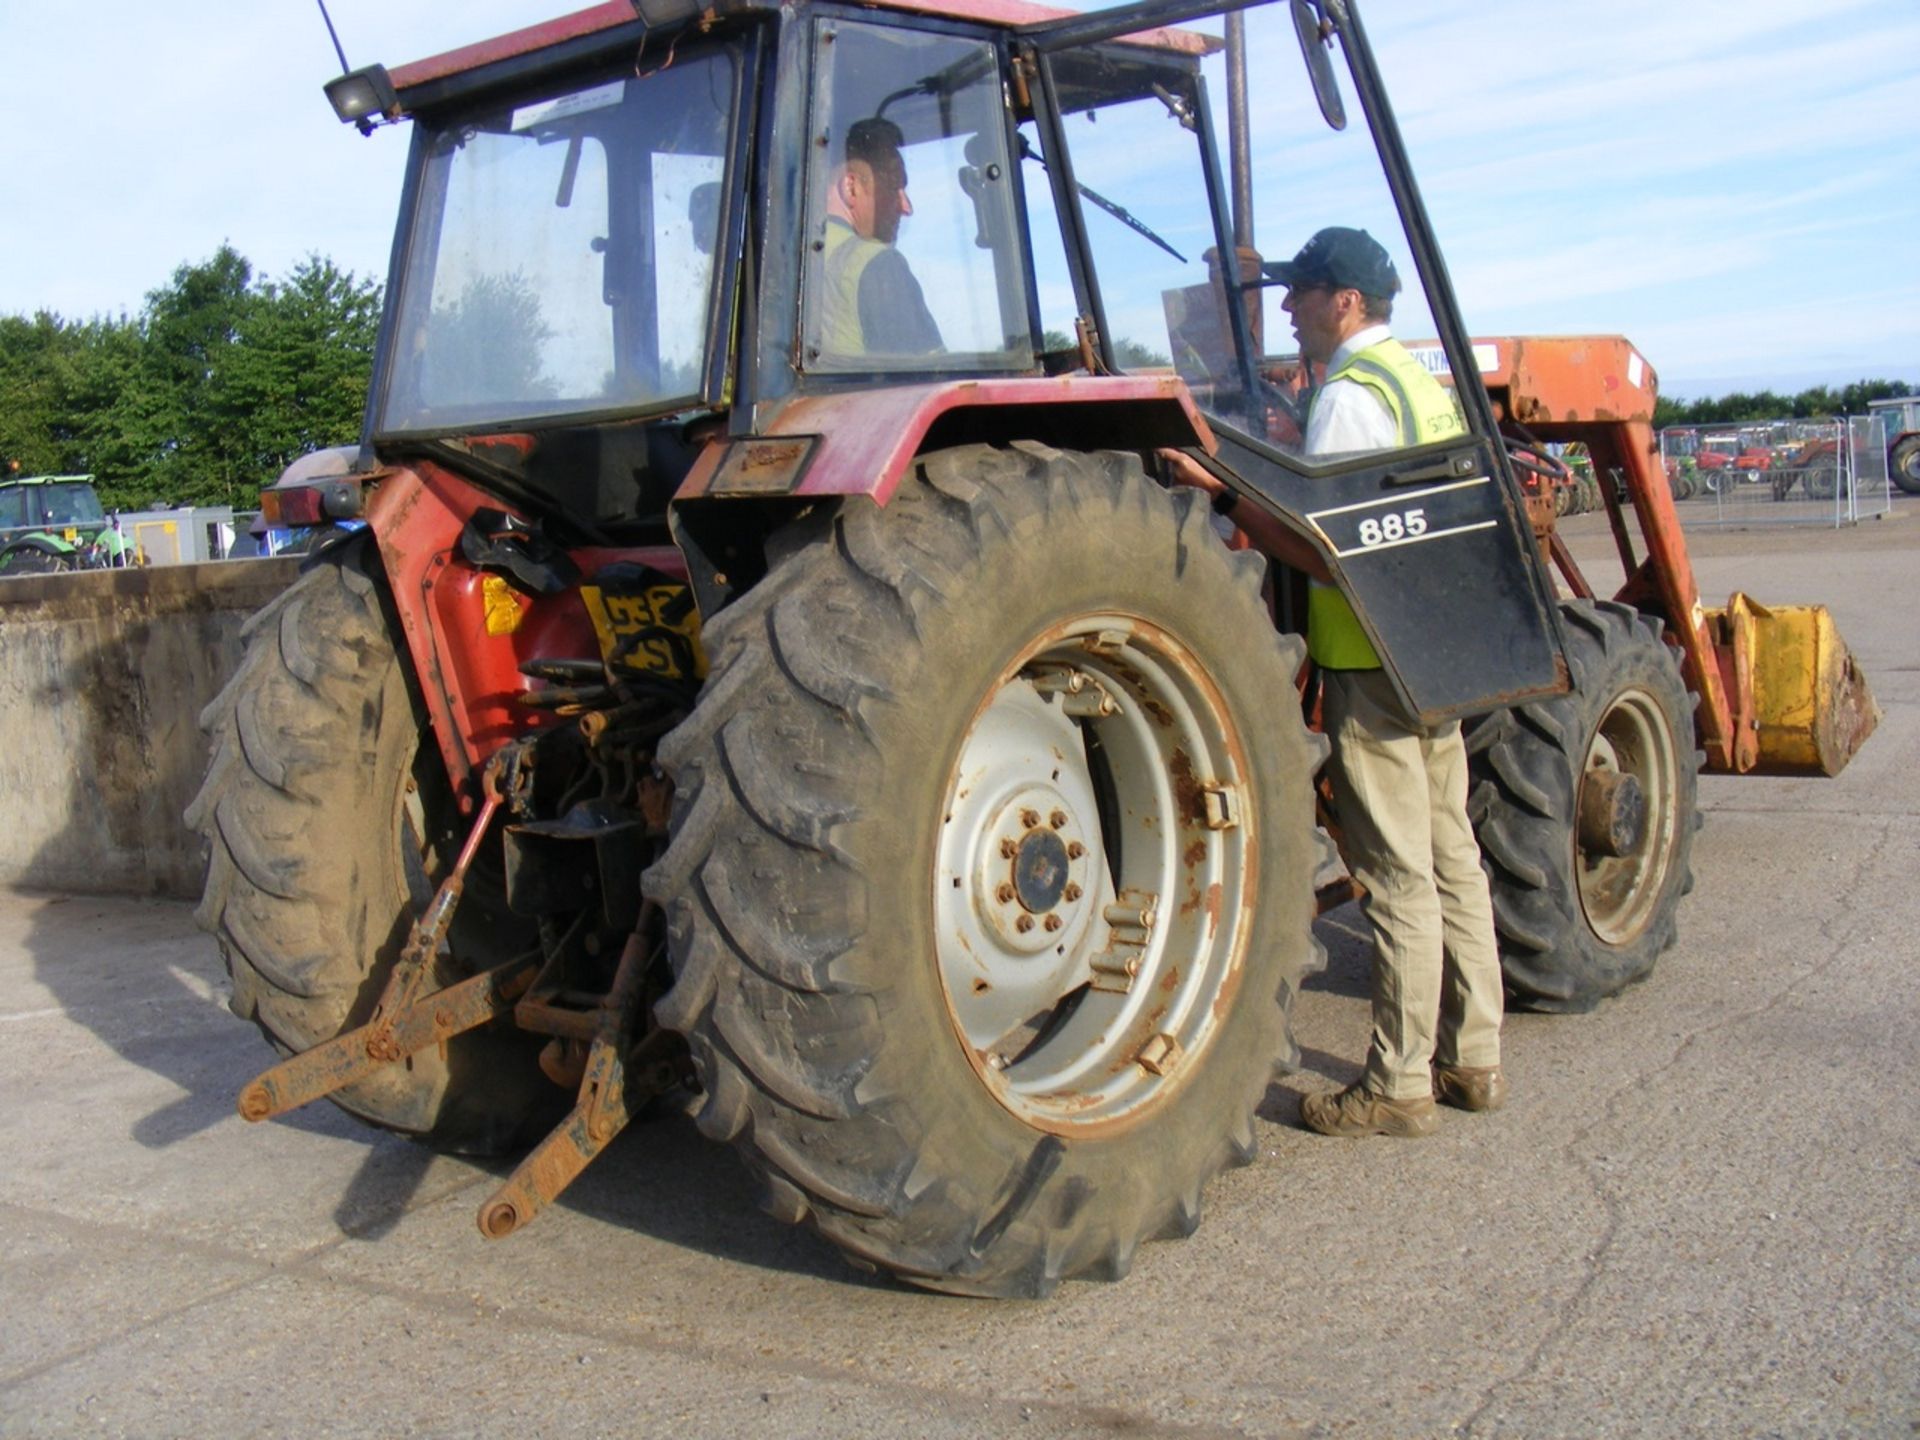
[1018,134,1185,264]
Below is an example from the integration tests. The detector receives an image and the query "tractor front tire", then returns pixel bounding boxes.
[1466,599,1700,1012]
[187,549,561,1152]
[644,443,1321,1297]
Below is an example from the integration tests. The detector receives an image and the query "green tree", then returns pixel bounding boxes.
[0,247,383,510]
[1655,377,1914,428]
[204,256,382,506]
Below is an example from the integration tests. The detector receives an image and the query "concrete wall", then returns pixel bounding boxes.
[0,560,298,899]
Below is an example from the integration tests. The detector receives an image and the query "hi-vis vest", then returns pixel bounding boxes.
[819,219,886,356]
[1306,336,1467,670]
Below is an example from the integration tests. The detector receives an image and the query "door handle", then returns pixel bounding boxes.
[1381,451,1480,488]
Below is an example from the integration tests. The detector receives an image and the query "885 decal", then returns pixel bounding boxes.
[1355,508,1426,548]
[1309,477,1497,559]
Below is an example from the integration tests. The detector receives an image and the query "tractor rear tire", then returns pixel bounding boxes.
[0,544,74,576]
[1466,599,1700,1012]
[1890,436,1920,496]
[644,442,1321,1297]
[187,547,562,1153]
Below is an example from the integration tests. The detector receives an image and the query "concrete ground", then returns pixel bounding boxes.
[2,506,1916,1438]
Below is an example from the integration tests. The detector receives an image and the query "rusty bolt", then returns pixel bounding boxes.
[1000,838,1019,859]
[1020,808,1041,829]
[1050,809,1068,830]
[237,1086,272,1123]
[1064,883,1082,903]
[996,883,1016,904]
[1043,914,1063,932]
[1015,914,1035,933]
[1067,841,1086,860]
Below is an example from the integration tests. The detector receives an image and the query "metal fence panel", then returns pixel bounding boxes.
[1850,416,1892,521]
[1660,419,1886,529]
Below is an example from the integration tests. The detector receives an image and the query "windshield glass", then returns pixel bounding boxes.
[380,49,739,435]
[41,483,105,526]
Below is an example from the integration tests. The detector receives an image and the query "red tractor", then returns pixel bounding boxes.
[190,0,1874,1296]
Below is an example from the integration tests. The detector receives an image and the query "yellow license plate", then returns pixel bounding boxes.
[581,580,706,682]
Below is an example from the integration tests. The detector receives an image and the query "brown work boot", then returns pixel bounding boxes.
[1433,1064,1508,1113]
[1299,1082,1438,1138]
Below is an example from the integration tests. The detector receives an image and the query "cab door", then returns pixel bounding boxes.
[1016,0,1564,724]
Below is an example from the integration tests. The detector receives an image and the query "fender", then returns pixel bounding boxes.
[675,375,1214,504]
[365,461,688,805]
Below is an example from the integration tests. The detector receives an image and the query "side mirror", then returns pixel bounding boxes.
[1291,0,1346,132]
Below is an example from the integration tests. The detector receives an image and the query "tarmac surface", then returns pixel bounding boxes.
[3,505,1917,1438]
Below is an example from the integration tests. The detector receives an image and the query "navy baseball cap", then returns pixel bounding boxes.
[1263,227,1401,298]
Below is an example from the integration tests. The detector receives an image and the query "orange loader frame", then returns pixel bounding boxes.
[1456,335,1876,778]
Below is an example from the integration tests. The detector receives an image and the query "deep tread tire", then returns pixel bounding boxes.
[187,548,561,1152]
[643,443,1321,1296]
[0,544,74,575]
[1465,599,1700,1012]
[1890,436,1920,496]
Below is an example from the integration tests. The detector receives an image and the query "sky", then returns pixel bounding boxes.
[2,0,1915,400]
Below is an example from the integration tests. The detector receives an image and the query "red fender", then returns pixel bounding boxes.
[675,376,1214,503]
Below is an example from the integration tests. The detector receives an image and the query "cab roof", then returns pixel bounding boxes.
[389,0,1216,95]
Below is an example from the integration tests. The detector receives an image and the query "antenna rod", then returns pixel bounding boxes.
[316,0,352,73]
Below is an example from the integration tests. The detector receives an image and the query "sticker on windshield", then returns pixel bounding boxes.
[512,80,626,133]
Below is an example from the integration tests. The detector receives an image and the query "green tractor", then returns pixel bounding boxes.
[0,473,130,575]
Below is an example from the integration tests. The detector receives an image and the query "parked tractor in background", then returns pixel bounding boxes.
[1868,395,1920,496]
[189,0,1876,1297]
[0,472,131,575]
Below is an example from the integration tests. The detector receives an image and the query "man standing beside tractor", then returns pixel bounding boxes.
[1168,226,1507,1138]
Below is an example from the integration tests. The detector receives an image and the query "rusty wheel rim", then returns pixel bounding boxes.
[933,614,1254,1133]
[1576,685,1680,946]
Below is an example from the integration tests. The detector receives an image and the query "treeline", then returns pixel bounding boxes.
[0,246,380,512]
[1652,378,1912,429]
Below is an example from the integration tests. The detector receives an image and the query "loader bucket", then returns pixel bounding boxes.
[1705,593,1878,777]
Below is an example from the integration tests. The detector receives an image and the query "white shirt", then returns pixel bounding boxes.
[1302,323,1398,459]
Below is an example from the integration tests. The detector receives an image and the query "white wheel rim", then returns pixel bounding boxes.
[934,614,1256,1132]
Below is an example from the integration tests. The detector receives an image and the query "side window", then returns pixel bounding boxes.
[801,22,1032,372]
[1052,13,1457,459]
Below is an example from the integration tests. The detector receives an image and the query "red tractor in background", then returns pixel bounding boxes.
[190,0,1875,1297]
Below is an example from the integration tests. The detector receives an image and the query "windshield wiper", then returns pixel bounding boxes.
[1018,134,1186,264]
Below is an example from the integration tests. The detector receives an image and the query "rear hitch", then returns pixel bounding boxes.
[476,908,685,1240]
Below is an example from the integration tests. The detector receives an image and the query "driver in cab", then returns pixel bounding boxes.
[819,117,943,358]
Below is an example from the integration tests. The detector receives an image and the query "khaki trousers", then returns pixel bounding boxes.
[1321,668,1504,1100]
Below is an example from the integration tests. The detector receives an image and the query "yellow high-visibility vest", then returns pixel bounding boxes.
[1307,336,1467,670]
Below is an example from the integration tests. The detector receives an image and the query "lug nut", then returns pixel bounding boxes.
[996,883,1016,904]
[1064,883,1082,902]
[1015,914,1034,933]
[1067,841,1085,860]
[1050,809,1068,830]
[1021,809,1041,829]
[1043,914,1063,932]
[1000,838,1019,859]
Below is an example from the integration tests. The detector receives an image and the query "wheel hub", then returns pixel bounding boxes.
[970,780,1094,954]
[1578,769,1646,857]
[1013,827,1071,913]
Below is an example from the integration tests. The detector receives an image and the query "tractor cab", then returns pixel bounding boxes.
[320,0,1563,725]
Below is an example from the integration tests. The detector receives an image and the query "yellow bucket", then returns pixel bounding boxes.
[1705,594,1878,777]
